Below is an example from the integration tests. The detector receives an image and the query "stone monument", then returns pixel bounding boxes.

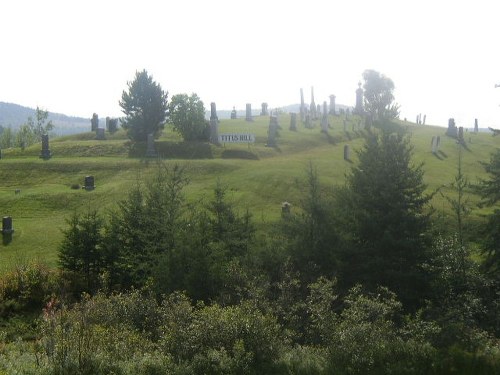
[289,113,297,131]
[344,145,350,161]
[108,118,118,133]
[474,118,479,133]
[266,115,279,147]
[84,175,95,191]
[260,102,269,116]
[310,87,317,119]
[321,101,328,132]
[446,118,458,137]
[91,113,99,131]
[431,136,437,153]
[245,103,252,121]
[230,106,237,119]
[96,128,105,140]
[145,133,157,157]
[423,114,426,125]
[458,126,464,142]
[329,94,336,115]
[354,82,363,114]
[210,102,219,144]
[40,134,51,160]
[2,216,14,234]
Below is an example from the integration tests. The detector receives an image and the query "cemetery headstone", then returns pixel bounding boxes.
[108,118,118,133]
[344,144,350,161]
[91,113,99,131]
[436,136,441,151]
[329,95,336,115]
[458,126,464,142]
[354,81,363,114]
[431,136,437,153]
[245,103,252,121]
[40,134,52,160]
[474,118,479,133]
[2,216,14,234]
[266,115,279,147]
[260,102,269,116]
[105,117,110,131]
[300,88,305,121]
[145,133,157,157]
[289,113,297,131]
[96,128,105,140]
[210,102,219,144]
[230,106,237,119]
[281,201,291,216]
[84,175,95,191]
[310,87,317,119]
[321,101,328,132]
[446,118,458,137]
[423,114,426,125]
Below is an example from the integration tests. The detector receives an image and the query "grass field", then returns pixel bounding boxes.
[0,114,499,272]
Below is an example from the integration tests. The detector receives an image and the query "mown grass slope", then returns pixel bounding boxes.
[0,114,498,272]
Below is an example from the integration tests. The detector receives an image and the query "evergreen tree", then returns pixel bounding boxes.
[335,129,432,309]
[119,69,168,142]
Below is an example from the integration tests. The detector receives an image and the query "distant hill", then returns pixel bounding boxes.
[0,102,92,135]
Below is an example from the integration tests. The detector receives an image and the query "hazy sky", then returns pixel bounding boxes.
[1,0,499,128]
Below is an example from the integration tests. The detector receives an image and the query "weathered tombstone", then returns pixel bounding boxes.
[329,94,336,115]
[446,118,457,137]
[423,114,426,125]
[300,88,305,121]
[145,133,157,157]
[416,114,420,124]
[354,81,363,114]
[281,201,291,216]
[321,101,328,132]
[2,216,14,234]
[474,118,479,133]
[105,117,110,131]
[91,113,99,131]
[436,136,441,151]
[344,144,350,161]
[210,102,219,144]
[289,113,297,131]
[40,134,52,160]
[431,136,437,153]
[266,115,279,147]
[108,118,118,133]
[310,87,317,119]
[96,128,105,140]
[458,126,464,142]
[260,102,269,116]
[84,175,95,191]
[245,103,252,121]
[230,106,237,119]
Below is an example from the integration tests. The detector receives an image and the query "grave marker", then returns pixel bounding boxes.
[266,115,278,147]
[96,128,105,140]
[354,81,363,114]
[329,94,336,115]
[260,102,269,116]
[245,104,252,121]
[2,216,14,234]
[210,102,219,144]
[474,118,478,133]
[84,176,95,191]
[40,134,52,160]
[230,106,237,119]
[91,113,99,131]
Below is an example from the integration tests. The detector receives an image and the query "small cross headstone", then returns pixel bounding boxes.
[84,175,95,191]
[2,216,14,234]
[230,106,237,119]
[245,103,252,121]
[145,133,157,157]
[91,113,99,131]
[289,113,297,131]
[344,144,350,161]
[40,134,52,160]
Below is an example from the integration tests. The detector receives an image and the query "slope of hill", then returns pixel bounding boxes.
[0,114,499,272]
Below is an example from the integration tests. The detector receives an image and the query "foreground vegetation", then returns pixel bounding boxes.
[1,116,500,374]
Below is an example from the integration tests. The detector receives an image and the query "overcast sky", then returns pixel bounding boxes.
[1,0,499,128]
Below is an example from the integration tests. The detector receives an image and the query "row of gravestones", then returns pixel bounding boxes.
[446,118,479,141]
[91,113,119,138]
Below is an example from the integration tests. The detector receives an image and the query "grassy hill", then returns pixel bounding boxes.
[0,114,499,272]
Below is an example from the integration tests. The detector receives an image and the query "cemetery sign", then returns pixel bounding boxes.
[218,133,255,143]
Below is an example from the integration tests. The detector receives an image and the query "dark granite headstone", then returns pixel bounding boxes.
[84,175,95,191]
[210,102,219,144]
[230,106,237,119]
[266,115,278,147]
[2,216,13,234]
[458,126,464,142]
[40,134,51,159]
[108,118,118,133]
[474,118,478,133]
[446,118,458,137]
[91,113,99,131]
[96,128,105,140]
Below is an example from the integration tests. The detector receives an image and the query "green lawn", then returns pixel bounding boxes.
[0,115,498,272]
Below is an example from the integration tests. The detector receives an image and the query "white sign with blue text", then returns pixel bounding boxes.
[218,133,255,143]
